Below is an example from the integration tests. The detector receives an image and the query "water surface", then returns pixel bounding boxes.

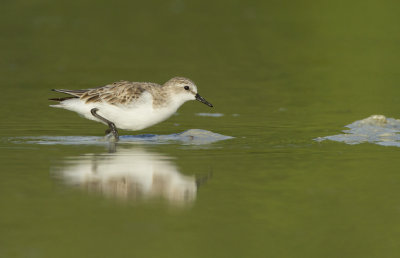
[2,0,400,257]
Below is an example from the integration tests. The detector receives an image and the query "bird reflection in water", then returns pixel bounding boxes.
[53,145,210,206]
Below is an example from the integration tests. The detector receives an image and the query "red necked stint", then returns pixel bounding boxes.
[49,77,213,141]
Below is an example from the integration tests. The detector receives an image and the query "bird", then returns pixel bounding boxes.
[49,77,213,141]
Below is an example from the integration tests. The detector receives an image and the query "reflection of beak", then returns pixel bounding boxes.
[195,93,213,107]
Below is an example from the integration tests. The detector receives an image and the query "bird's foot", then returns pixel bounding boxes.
[104,123,119,142]
[104,129,119,142]
[104,133,119,142]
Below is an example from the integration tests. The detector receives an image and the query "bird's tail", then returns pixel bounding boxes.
[49,88,83,102]
[48,96,77,102]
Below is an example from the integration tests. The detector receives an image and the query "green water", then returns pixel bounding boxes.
[2,0,400,257]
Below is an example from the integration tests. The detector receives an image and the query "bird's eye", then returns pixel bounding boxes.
[184,86,190,90]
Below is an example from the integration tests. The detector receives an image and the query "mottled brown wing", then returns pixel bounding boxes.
[79,81,148,105]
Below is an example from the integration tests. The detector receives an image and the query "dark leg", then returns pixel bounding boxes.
[90,108,119,141]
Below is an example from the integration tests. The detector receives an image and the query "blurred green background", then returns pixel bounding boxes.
[1,0,400,257]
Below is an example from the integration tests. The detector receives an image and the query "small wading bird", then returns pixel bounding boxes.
[49,77,213,141]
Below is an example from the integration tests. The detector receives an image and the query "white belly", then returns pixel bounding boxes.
[51,98,178,131]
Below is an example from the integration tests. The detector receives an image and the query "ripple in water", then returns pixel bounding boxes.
[195,113,224,117]
[10,129,233,145]
[315,115,400,147]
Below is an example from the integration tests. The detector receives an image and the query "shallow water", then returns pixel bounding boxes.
[2,0,400,257]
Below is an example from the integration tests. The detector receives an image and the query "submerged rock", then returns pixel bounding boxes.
[122,129,234,144]
[315,115,400,147]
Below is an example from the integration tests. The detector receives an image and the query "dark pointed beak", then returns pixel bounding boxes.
[195,93,213,107]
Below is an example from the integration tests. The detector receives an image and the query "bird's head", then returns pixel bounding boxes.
[163,77,213,107]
